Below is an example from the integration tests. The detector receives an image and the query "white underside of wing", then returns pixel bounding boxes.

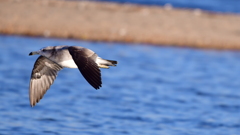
[58,59,78,68]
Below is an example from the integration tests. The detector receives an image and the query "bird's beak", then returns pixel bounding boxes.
[29,51,39,56]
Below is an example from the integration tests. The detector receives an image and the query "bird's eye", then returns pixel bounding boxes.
[42,49,47,52]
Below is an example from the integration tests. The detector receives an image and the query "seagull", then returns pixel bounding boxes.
[29,45,117,107]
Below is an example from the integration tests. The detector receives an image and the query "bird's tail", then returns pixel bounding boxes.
[105,59,117,66]
[97,58,117,69]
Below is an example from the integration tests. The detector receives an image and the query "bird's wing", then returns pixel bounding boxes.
[29,56,63,107]
[68,46,102,89]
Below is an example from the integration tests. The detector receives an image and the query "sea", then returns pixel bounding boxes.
[1,35,240,135]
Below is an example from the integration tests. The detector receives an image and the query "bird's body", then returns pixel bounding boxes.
[29,45,117,107]
[47,46,78,68]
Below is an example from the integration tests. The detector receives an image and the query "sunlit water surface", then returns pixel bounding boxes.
[0,35,240,135]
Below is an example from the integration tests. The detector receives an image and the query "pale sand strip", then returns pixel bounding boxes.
[0,0,240,49]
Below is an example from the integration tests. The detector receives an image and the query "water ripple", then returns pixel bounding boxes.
[0,35,240,135]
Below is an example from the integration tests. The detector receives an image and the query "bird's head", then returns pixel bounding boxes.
[29,46,54,58]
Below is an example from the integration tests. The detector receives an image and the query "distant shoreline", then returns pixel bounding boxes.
[0,0,240,50]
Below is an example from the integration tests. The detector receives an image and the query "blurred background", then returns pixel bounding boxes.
[98,0,240,13]
[0,0,240,135]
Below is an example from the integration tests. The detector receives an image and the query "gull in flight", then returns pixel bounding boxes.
[29,45,117,107]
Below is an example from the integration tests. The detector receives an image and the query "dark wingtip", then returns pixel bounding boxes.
[94,85,101,90]
[29,52,33,56]
[30,103,35,107]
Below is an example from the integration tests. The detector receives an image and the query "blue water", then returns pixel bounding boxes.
[1,35,240,135]
[97,0,240,13]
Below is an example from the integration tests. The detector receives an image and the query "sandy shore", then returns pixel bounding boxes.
[0,0,240,49]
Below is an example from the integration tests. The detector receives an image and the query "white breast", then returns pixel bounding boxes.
[58,59,78,68]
